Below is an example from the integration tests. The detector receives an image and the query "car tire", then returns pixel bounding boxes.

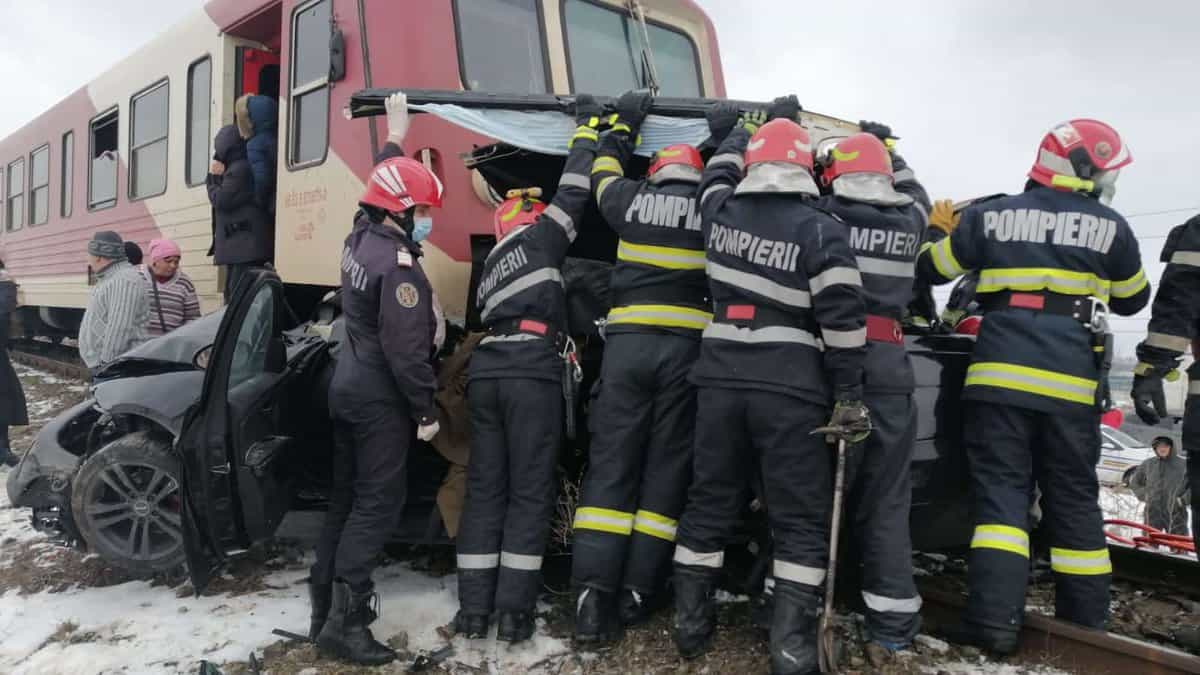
[70,431,185,574]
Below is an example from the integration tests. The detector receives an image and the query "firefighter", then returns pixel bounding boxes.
[453,94,604,644]
[312,94,444,665]
[917,119,1149,652]
[812,128,931,658]
[571,91,712,643]
[672,98,871,674]
[1131,211,1200,552]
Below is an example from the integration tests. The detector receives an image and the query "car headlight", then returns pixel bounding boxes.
[194,345,212,370]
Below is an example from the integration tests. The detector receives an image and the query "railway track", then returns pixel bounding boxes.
[9,339,89,381]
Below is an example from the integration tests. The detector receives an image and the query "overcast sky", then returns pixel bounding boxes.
[2,0,1196,356]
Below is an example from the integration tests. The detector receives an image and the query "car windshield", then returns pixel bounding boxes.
[1103,426,1145,448]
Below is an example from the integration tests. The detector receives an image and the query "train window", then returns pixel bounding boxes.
[130,81,169,200]
[289,0,330,167]
[6,158,24,231]
[562,0,702,98]
[453,0,549,93]
[61,131,74,218]
[89,109,119,210]
[186,58,212,186]
[29,145,49,226]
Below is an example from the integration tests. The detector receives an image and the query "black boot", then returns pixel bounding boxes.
[751,585,775,637]
[454,610,490,639]
[769,580,820,675]
[619,588,660,627]
[944,621,1018,656]
[672,565,717,659]
[575,587,622,645]
[496,610,534,643]
[0,441,18,467]
[316,581,396,665]
[308,581,333,640]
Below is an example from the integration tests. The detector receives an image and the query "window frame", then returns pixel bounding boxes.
[128,78,171,202]
[451,0,553,94]
[6,157,25,232]
[88,106,121,212]
[287,0,332,171]
[185,55,213,188]
[28,143,50,226]
[61,130,74,218]
[558,0,705,97]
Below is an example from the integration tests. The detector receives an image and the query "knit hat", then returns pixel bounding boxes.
[148,238,182,264]
[88,231,126,260]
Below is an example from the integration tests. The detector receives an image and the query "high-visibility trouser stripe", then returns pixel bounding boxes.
[592,157,624,175]
[608,304,712,330]
[857,255,915,278]
[707,153,744,171]
[706,260,811,308]
[1144,331,1191,352]
[457,553,500,569]
[558,172,590,191]
[965,362,1097,406]
[862,591,923,614]
[774,560,826,587]
[500,551,543,571]
[929,237,964,279]
[573,507,634,535]
[633,510,678,542]
[822,326,867,348]
[970,524,1030,558]
[703,322,823,349]
[596,176,619,202]
[479,267,563,322]
[1111,267,1148,298]
[617,240,706,270]
[544,203,577,242]
[674,545,723,568]
[1171,250,1200,267]
[1050,547,1112,575]
[809,266,863,295]
[701,183,732,207]
[976,267,1111,302]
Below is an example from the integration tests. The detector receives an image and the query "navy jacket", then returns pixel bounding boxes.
[208,125,273,265]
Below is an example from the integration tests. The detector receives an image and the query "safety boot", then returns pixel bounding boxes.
[308,580,333,640]
[496,610,535,643]
[619,588,663,627]
[768,580,820,675]
[944,621,1018,656]
[316,581,395,665]
[453,610,490,639]
[751,584,775,637]
[672,566,718,659]
[575,587,622,645]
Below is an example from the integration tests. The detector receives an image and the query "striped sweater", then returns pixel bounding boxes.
[142,268,202,337]
[79,261,150,368]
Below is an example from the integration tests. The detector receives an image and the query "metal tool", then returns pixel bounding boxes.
[810,424,852,674]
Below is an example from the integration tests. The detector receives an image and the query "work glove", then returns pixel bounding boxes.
[572,93,605,128]
[417,418,441,442]
[385,91,410,145]
[823,400,872,444]
[738,110,768,135]
[1132,362,1178,425]
[859,120,895,143]
[929,199,960,235]
[767,95,801,122]
[706,102,740,145]
[614,90,653,131]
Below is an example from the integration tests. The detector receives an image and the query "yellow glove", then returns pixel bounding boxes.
[929,199,960,235]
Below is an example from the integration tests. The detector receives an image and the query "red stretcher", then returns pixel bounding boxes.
[1104,518,1196,555]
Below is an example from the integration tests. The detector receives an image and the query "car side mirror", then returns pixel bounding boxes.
[329,27,346,82]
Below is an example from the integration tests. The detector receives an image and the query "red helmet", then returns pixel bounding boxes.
[493,191,546,239]
[820,133,892,185]
[1028,119,1132,191]
[954,314,982,336]
[648,144,703,181]
[360,157,444,213]
[744,119,813,170]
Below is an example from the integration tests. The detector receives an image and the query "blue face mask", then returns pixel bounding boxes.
[411,216,433,242]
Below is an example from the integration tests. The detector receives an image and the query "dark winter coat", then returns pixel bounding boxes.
[237,95,278,212]
[1130,450,1191,535]
[207,125,273,265]
[0,274,29,426]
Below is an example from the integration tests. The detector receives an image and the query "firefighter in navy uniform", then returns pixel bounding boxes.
[1132,211,1200,552]
[571,91,713,643]
[312,94,444,666]
[812,129,930,658]
[453,95,603,644]
[918,119,1149,653]
[671,98,871,674]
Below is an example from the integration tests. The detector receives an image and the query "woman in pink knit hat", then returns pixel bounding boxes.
[142,239,202,336]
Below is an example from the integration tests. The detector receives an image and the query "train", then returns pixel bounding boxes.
[0,0,726,338]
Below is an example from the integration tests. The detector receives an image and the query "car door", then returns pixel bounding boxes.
[177,269,297,591]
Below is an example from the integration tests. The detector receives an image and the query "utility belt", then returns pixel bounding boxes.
[485,317,584,439]
[611,284,709,310]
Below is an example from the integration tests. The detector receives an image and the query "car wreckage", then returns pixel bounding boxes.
[7,92,977,591]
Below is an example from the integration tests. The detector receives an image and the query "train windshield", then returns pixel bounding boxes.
[563,0,701,97]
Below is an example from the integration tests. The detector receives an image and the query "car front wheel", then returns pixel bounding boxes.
[70,431,185,574]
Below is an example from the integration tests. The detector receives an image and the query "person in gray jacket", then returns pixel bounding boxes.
[0,257,26,466]
[78,231,150,375]
[1130,436,1191,536]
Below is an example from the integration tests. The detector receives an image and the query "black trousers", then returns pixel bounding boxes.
[675,387,831,591]
[312,374,412,590]
[963,402,1109,633]
[572,333,698,595]
[457,377,563,614]
[846,392,921,645]
[1182,387,1200,553]
[223,262,265,303]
